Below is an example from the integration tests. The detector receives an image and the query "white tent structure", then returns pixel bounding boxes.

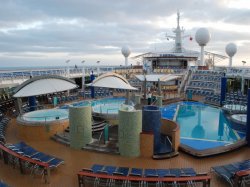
[87,72,137,90]
[13,75,78,98]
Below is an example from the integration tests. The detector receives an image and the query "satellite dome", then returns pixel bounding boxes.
[195,28,211,46]
[121,46,131,57]
[225,43,237,57]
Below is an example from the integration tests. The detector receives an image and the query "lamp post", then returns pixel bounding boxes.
[242,61,247,66]
[81,60,85,98]
[96,61,100,76]
[65,59,70,77]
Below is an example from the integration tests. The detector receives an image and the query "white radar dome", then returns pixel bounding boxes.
[121,46,131,57]
[225,43,237,57]
[195,28,211,46]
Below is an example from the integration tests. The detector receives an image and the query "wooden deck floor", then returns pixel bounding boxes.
[0,119,250,187]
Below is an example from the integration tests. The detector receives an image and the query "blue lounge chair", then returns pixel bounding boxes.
[181,168,196,176]
[130,168,143,176]
[102,165,116,175]
[156,169,170,177]
[116,167,129,176]
[212,165,234,186]
[47,158,64,168]
[91,164,104,173]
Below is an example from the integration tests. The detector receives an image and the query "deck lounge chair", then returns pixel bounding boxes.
[212,165,236,186]
[91,164,104,173]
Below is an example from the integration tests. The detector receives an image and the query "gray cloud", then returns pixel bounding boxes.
[0,0,249,67]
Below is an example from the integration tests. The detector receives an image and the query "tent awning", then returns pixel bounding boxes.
[13,75,78,97]
[87,72,137,90]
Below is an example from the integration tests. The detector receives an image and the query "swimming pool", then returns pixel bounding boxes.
[21,109,68,122]
[61,97,126,114]
[92,98,126,114]
[17,108,69,141]
[161,101,246,153]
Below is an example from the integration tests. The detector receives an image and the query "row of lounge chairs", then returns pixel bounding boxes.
[186,88,214,97]
[186,70,223,96]
[194,70,224,76]
[0,141,64,183]
[0,99,15,114]
[189,81,220,90]
[5,141,64,170]
[225,91,247,105]
[0,117,10,144]
[0,68,82,81]
[212,159,250,187]
[47,94,79,104]
[227,68,243,75]
[205,94,221,105]
[83,91,113,98]
[192,75,222,82]
[78,164,210,187]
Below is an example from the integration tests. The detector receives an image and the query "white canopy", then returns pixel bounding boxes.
[135,74,181,82]
[13,75,78,97]
[87,72,137,90]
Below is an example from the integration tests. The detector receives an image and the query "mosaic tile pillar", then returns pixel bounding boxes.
[156,96,163,107]
[118,109,142,157]
[142,105,161,154]
[69,106,92,149]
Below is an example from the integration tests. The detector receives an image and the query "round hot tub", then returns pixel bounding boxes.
[91,98,133,123]
[230,114,246,132]
[17,109,69,141]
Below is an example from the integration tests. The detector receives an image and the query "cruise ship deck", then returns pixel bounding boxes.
[0,118,249,187]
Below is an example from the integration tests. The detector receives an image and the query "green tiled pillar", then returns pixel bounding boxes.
[118,109,142,157]
[69,106,92,149]
[156,96,163,107]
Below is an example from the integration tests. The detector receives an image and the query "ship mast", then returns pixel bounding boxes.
[166,10,185,53]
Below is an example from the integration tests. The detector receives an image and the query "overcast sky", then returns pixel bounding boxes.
[0,0,250,68]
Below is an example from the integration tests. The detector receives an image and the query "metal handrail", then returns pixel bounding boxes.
[98,131,103,145]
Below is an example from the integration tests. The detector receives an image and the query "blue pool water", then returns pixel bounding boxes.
[22,98,126,122]
[22,109,68,122]
[61,97,126,114]
[161,101,243,150]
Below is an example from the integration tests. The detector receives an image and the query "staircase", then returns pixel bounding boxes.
[178,69,192,94]
[83,138,119,154]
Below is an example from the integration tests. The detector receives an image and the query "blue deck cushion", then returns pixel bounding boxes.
[103,166,117,175]
[144,169,158,177]
[130,168,143,176]
[48,158,64,168]
[20,147,38,157]
[169,168,182,177]
[91,164,104,173]
[181,168,196,176]
[116,167,129,176]
[157,169,170,177]
[39,155,55,163]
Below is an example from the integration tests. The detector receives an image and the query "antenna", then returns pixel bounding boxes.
[195,28,211,66]
[225,43,237,67]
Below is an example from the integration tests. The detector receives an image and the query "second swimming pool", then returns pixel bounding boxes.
[161,101,245,151]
